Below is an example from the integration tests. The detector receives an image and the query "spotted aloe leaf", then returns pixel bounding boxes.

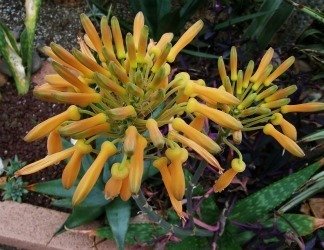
[266,213,324,237]
[229,160,323,223]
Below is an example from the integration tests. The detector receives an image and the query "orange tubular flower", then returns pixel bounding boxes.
[168,131,223,172]
[172,118,221,154]
[271,113,297,141]
[153,157,184,218]
[214,158,245,192]
[165,147,188,201]
[263,124,304,157]
[62,140,93,189]
[72,141,117,205]
[47,129,63,155]
[146,118,165,148]
[187,98,243,131]
[281,103,324,113]
[167,20,204,63]
[15,147,76,176]
[24,105,80,142]
[129,135,147,194]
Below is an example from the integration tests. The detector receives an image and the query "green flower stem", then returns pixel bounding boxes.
[241,126,265,131]
[165,85,182,100]
[223,137,243,160]
[78,109,96,116]
[244,117,272,128]
[240,85,252,101]
[186,161,207,228]
[132,191,213,237]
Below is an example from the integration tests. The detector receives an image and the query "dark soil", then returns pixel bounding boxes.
[0,82,67,208]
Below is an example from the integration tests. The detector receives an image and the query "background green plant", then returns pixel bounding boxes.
[0,0,41,94]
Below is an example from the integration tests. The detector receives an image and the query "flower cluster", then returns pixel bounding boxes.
[15,13,323,218]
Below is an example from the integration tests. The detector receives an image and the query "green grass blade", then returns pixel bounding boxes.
[182,49,218,59]
[214,11,273,30]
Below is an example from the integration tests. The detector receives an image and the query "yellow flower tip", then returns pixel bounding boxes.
[281,103,324,113]
[104,177,122,200]
[232,130,242,145]
[72,141,117,206]
[261,98,290,109]
[133,12,145,49]
[167,20,204,63]
[255,85,278,102]
[148,66,167,90]
[230,46,238,81]
[152,33,174,56]
[213,168,238,193]
[152,42,172,73]
[238,93,257,110]
[242,60,254,88]
[126,33,137,69]
[172,118,221,154]
[129,135,147,194]
[265,85,297,102]
[111,162,129,180]
[24,105,80,142]
[250,47,274,82]
[109,105,137,120]
[187,98,243,130]
[271,113,283,125]
[124,125,138,155]
[218,56,227,84]
[263,124,305,157]
[47,130,63,155]
[153,157,169,170]
[264,56,295,85]
[231,158,246,172]
[136,25,149,63]
[111,16,126,59]
[146,118,165,148]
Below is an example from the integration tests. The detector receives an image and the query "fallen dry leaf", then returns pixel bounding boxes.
[309,198,324,219]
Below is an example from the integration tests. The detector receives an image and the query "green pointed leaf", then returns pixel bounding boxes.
[105,198,131,250]
[29,179,75,198]
[55,205,105,235]
[51,198,72,209]
[0,29,28,94]
[95,223,166,245]
[267,213,317,236]
[301,129,324,142]
[244,0,294,50]
[229,160,323,223]
[0,21,20,53]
